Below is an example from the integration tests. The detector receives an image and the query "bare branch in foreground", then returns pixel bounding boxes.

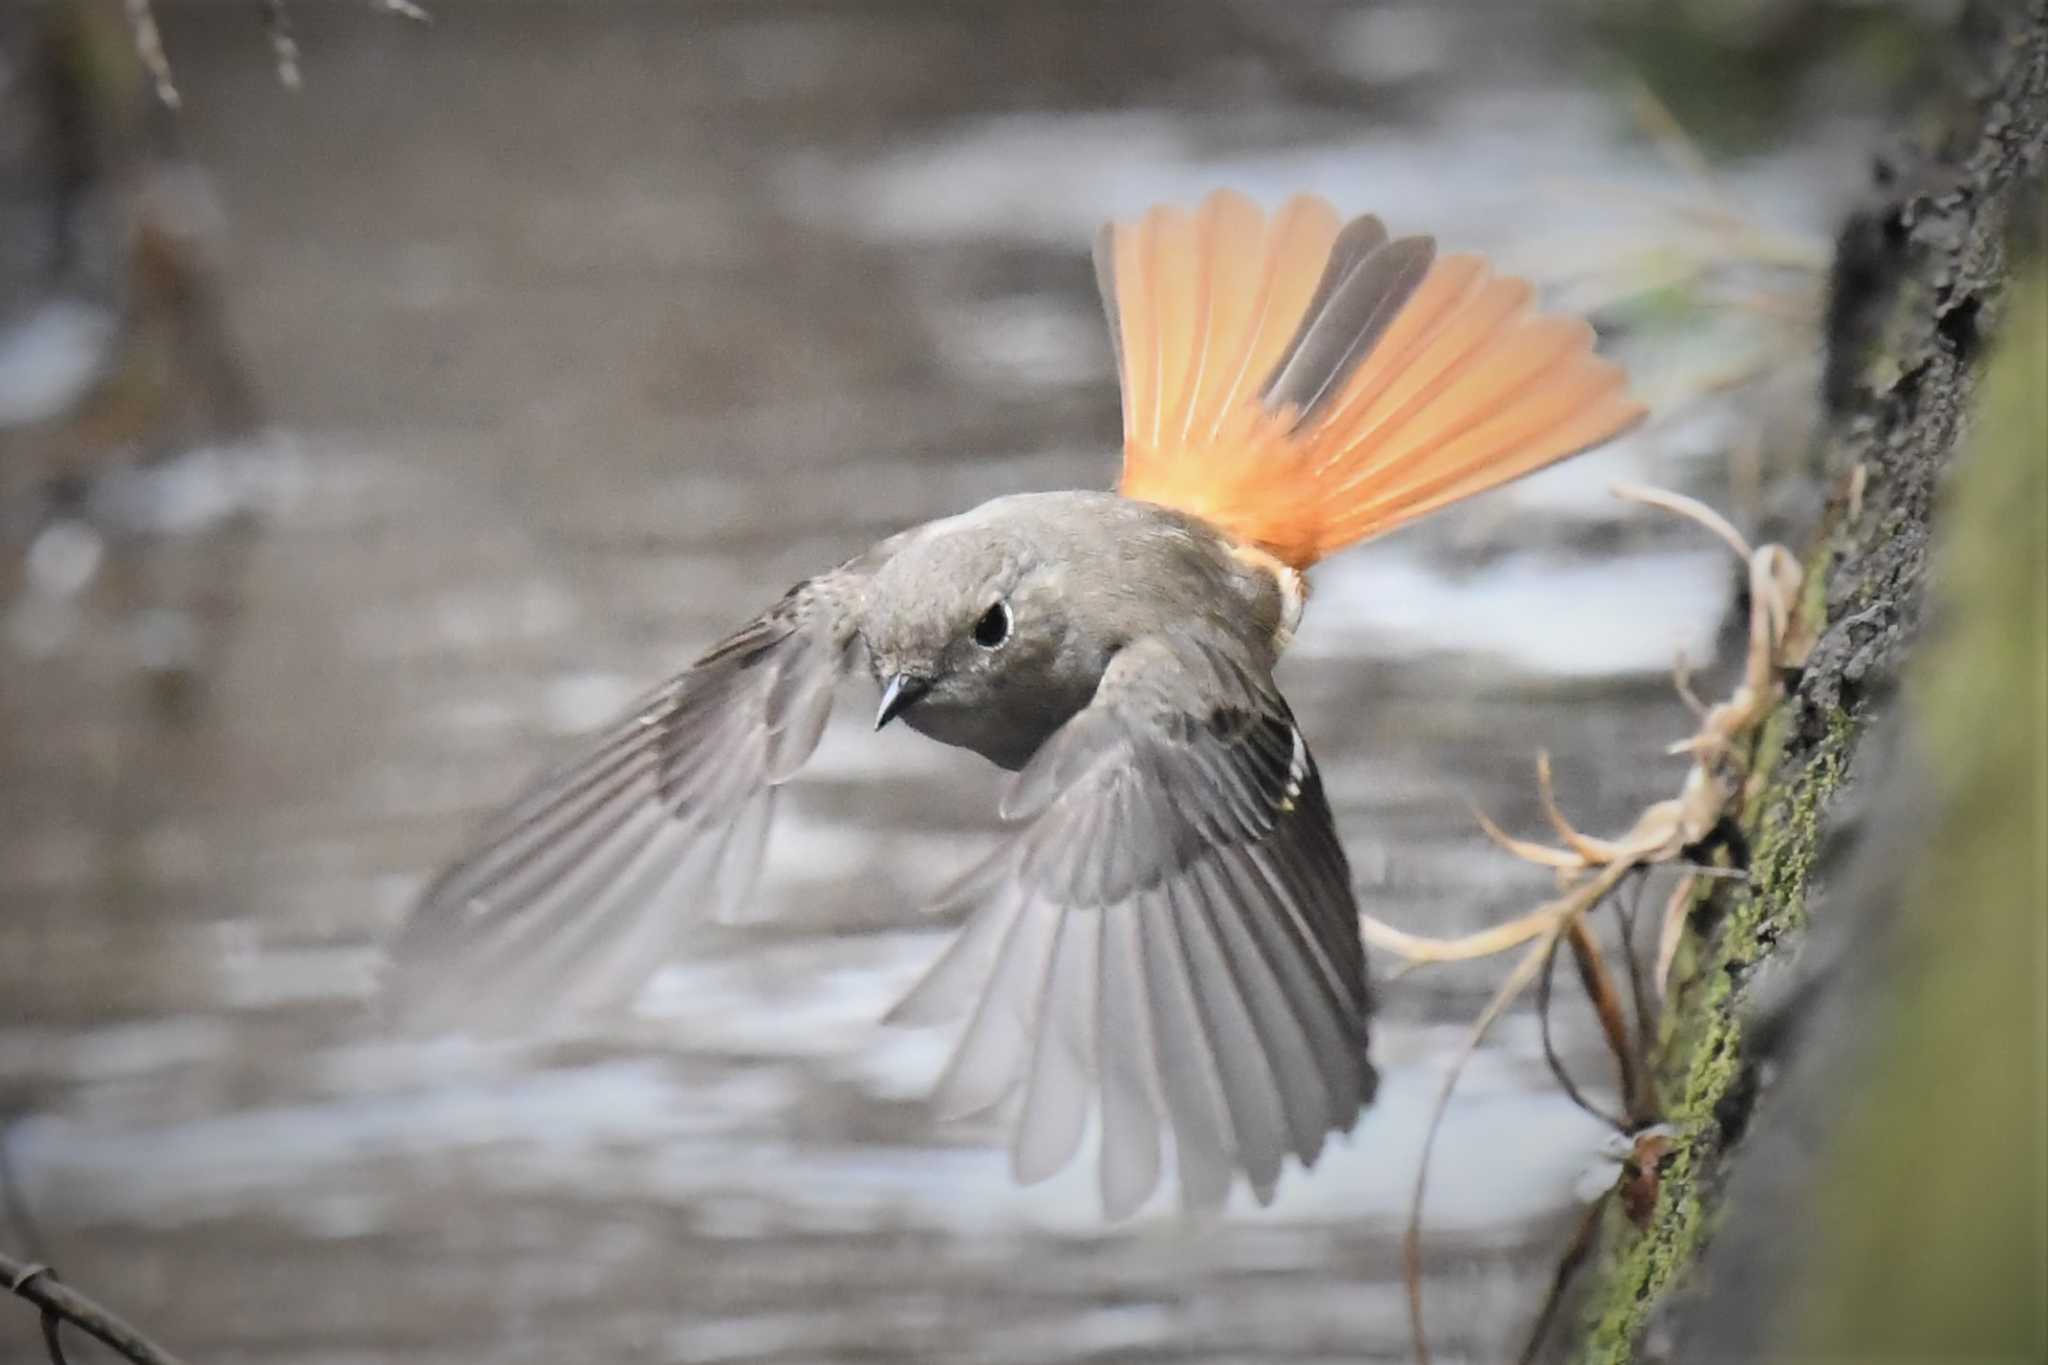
[2,1252,188,1365]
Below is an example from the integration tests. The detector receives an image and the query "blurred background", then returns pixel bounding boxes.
[0,1,1955,1361]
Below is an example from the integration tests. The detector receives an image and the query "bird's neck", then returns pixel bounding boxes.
[1225,540,1308,654]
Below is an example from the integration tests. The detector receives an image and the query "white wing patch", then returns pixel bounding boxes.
[1279,724,1308,813]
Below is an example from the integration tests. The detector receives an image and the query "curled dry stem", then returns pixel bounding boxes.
[1402,858,1638,1365]
[1371,484,1810,1364]
[1568,916,1656,1125]
[1537,931,1629,1132]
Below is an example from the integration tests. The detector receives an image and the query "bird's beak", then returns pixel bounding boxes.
[874,673,932,731]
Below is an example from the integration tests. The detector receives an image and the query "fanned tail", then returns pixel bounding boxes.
[1097,190,1647,570]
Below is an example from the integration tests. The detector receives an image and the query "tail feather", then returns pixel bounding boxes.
[1099,194,1343,465]
[1187,193,1302,441]
[1264,235,1434,421]
[1338,314,1592,494]
[1261,212,1390,409]
[1334,271,1536,462]
[1101,191,1646,569]
[1334,359,1631,542]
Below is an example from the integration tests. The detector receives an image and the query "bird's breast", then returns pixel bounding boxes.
[898,689,1075,771]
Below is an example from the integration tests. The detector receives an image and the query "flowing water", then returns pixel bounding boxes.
[0,3,1872,1361]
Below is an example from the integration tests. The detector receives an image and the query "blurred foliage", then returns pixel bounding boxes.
[38,0,157,137]
[3,0,251,484]
[1588,0,1962,152]
[1778,252,2047,1361]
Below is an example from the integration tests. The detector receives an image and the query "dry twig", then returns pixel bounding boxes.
[124,0,178,108]
[3,1126,183,1365]
[2,1252,187,1365]
[1366,483,1810,1363]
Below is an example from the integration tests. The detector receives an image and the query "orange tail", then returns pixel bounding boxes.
[1096,190,1647,570]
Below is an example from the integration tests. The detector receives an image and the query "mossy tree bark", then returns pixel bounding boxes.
[1564,4,2048,1360]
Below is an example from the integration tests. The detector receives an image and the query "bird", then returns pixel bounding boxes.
[385,189,1646,1218]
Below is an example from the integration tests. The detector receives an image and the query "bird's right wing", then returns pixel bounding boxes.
[888,634,1375,1218]
[384,569,867,1031]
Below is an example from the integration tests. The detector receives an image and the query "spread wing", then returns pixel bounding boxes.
[384,570,865,1031]
[887,634,1375,1217]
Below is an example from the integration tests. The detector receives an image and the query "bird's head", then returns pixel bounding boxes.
[858,514,1110,768]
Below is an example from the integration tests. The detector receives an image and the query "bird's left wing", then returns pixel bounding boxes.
[888,634,1375,1218]
[384,568,868,1031]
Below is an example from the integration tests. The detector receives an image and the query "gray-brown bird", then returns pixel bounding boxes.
[388,190,1646,1217]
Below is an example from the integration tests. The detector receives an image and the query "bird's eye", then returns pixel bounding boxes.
[972,600,1011,649]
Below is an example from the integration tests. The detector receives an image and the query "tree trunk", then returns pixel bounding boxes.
[1564,4,2048,1360]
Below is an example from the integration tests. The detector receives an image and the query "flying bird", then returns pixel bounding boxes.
[387,189,1646,1217]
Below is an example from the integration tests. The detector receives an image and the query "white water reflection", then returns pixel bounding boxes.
[12,1005,1606,1240]
[815,94,1859,260]
[1307,539,1730,676]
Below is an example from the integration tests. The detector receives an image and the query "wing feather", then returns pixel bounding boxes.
[929,878,1062,1121]
[887,634,1375,1215]
[1136,877,1240,1212]
[1173,857,1291,1201]
[885,861,1028,1026]
[1221,842,1369,1128]
[1014,909,1099,1183]
[1097,900,1165,1218]
[1195,854,1332,1164]
[383,573,864,1032]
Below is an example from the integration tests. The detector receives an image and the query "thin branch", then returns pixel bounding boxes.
[1610,482,1753,561]
[1654,871,1701,998]
[1614,868,1660,1063]
[4,1127,72,1364]
[2,1253,185,1365]
[1372,484,1812,1360]
[1518,1190,1611,1365]
[1403,922,1565,1365]
[1536,752,1623,864]
[1402,856,1640,1363]
[1536,930,1628,1131]
[1567,917,1654,1126]
[40,1300,71,1365]
[1672,651,1708,718]
[127,0,432,105]
[125,0,179,108]
[1624,74,1747,228]
[1361,901,1565,963]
